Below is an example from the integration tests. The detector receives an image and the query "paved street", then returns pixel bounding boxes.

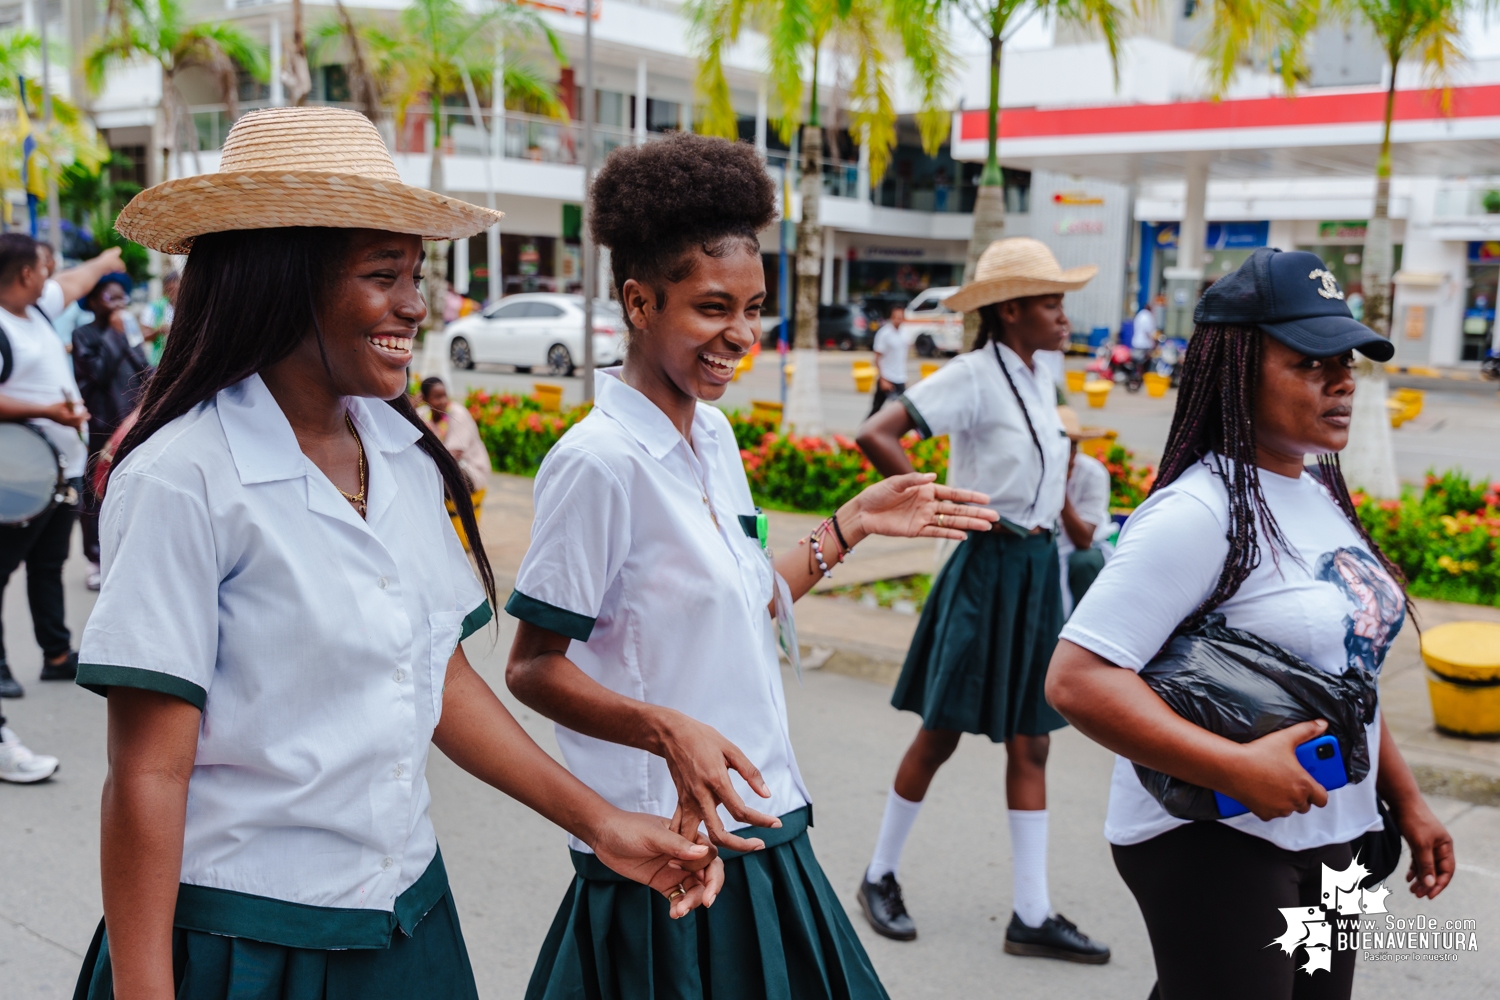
[5,475,1500,998]
[436,349,1500,485]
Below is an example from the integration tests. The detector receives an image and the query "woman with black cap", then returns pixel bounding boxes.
[1047,248,1455,999]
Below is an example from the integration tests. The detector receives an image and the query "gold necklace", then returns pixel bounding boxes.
[336,414,368,518]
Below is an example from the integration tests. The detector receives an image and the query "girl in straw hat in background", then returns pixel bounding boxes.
[852,237,1111,963]
[71,107,725,1000]
[504,132,999,1000]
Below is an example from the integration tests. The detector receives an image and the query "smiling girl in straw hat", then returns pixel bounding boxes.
[851,237,1111,963]
[70,107,725,1000]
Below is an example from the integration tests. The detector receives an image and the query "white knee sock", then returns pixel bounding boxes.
[1008,809,1051,928]
[866,789,923,883]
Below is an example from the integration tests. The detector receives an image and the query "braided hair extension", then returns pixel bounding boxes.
[1152,324,1290,630]
[1314,453,1418,626]
[974,303,1047,515]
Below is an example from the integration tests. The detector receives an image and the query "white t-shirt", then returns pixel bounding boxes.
[507,369,810,852]
[1131,307,1157,350]
[0,303,87,477]
[872,322,910,384]
[1060,456,1403,851]
[901,342,1070,530]
[1058,451,1111,617]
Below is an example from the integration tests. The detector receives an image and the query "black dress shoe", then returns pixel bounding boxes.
[0,662,22,699]
[40,651,77,682]
[858,873,917,941]
[1003,912,1110,964]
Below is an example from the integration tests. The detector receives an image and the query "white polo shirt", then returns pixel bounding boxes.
[0,301,87,477]
[900,342,1070,530]
[506,369,810,852]
[77,374,489,950]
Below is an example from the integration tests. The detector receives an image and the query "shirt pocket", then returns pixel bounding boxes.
[428,610,467,726]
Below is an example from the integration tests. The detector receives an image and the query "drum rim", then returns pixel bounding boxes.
[0,420,67,525]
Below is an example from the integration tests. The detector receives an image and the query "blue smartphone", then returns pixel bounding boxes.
[1213,734,1348,819]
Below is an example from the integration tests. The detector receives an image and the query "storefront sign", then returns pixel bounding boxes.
[519,242,540,276]
[856,245,931,260]
[1056,217,1105,235]
[1468,241,1500,261]
[1148,220,1268,249]
[1052,191,1104,206]
[1319,221,1368,240]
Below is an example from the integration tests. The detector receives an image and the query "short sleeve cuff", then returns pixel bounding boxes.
[899,395,933,439]
[460,600,493,640]
[504,590,595,642]
[76,663,207,710]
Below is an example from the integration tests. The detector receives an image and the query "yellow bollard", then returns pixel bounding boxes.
[1083,379,1112,409]
[1144,372,1169,398]
[749,399,783,425]
[920,362,940,381]
[1065,369,1087,393]
[732,355,753,382]
[532,383,564,411]
[1422,621,1500,738]
[853,362,876,394]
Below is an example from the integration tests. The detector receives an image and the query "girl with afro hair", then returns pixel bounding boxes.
[504,132,999,999]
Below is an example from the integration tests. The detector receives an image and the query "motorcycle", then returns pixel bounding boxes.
[1154,337,1188,387]
[1086,343,1145,392]
[1482,348,1500,382]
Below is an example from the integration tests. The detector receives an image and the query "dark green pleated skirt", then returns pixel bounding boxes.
[526,807,888,1000]
[71,891,478,1000]
[892,528,1067,742]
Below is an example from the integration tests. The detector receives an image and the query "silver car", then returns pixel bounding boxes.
[442,293,626,375]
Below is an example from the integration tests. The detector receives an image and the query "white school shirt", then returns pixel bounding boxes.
[899,342,1070,530]
[507,369,810,852]
[871,322,910,384]
[0,302,87,477]
[1131,307,1158,350]
[76,374,489,949]
[1058,451,1112,617]
[1060,456,1399,852]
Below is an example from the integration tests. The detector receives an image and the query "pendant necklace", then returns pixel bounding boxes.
[336,414,368,519]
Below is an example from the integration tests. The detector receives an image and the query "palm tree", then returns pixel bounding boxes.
[689,0,952,434]
[326,0,564,326]
[948,0,1126,349]
[84,0,267,183]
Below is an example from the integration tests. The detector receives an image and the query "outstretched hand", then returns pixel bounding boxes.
[590,810,725,918]
[851,472,998,540]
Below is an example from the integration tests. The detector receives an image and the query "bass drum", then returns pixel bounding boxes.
[0,422,66,524]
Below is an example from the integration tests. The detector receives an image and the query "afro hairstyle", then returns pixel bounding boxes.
[589,132,776,312]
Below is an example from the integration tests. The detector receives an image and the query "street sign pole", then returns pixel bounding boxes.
[581,0,596,402]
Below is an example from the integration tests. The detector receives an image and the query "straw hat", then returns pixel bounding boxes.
[944,237,1098,314]
[116,107,503,255]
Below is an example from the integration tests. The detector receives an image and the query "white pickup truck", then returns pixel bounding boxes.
[903,286,963,356]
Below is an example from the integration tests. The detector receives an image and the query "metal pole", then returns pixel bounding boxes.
[489,45,503,303]
[581,0,595,401]
[778,158,791,406]
[37,0,59,255]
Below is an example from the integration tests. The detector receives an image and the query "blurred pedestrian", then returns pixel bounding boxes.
[1047,248,1454,1000]
[141,270,179,365]
[34,244,129,349]
[418,376,491,547]
[72,272,152,589]
[854,237,1109,963]
[1054,406,1110,618]
[868,306,908,417]
[0,233,89,778]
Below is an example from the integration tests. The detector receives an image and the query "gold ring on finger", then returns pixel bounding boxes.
[667,883,687,901]
[937,513,946,528]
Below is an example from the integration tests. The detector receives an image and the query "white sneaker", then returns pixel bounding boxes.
[0,726,59,783]
[86,562,101,591]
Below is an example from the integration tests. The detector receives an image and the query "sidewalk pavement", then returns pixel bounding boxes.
[3,475,1498,998]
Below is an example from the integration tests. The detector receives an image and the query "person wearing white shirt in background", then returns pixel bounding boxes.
[1131,298,1158,362]
[853,237,1110,964]
[1055,406,1112,618]
[33,243,130,350]
[0,234,115,784]
[505,133,995,1000]
[868,306,909,416]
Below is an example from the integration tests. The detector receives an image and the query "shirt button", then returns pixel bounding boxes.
[377,576,389,589]
[381,857,393,870]
[393,764,404,779]
[393,669,405,683]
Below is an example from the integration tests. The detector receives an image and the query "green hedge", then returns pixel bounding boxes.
[1355,471,1500,607]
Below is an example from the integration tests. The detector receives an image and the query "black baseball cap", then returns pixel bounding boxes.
[1193,247,1394,362]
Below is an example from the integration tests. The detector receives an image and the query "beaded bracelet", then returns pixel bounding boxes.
[830,513,852,554]
[810,530,833,578]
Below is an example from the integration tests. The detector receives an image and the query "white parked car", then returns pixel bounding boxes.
[442,293,626,375]
[903,286,963,356]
